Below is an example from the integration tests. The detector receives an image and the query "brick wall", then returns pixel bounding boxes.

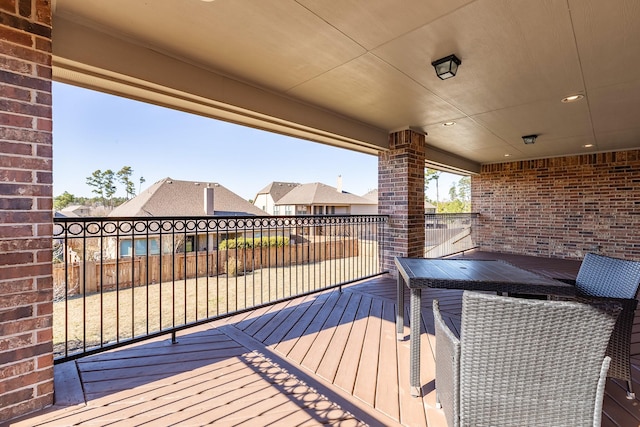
[378,130,425,273]
[472,151,640,260]
[0,0,54,421]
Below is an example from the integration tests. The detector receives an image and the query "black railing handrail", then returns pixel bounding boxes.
[425,212,480,217]
[53,213,391,223]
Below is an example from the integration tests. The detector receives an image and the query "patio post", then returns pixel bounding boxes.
[378,129,426,275]
[0,0,54,422]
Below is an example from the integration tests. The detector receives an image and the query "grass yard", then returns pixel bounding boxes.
[53,256,378,357]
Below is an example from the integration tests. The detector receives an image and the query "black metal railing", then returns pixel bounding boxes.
[424,213,479,258]
[52,214,388,362]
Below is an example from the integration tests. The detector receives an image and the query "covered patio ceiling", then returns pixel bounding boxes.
[51,0,640,174]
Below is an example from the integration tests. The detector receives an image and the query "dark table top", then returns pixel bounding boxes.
[395,257,576,297]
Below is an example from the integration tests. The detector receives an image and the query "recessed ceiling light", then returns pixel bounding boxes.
[504,154,511,157]
[442,122,456,127]
[561,94,584,103]
[583,144,594,148]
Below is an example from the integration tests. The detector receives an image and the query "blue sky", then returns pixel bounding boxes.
[52,82,461,201]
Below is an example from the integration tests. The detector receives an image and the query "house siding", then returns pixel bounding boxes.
[351,204,378,215]
[0,0,54,422]
[472,150,640,260]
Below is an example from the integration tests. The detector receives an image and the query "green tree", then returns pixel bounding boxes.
[438,199,465,213]
[425,169,441,211]
[86,169,106,204]
[103,170,117,207]
[458,176,471,204]
[117,166,135,199]
[54,191,76,210]
[139,176,146,194]
[448,184,458,201]
[87,169,117,207]
[442,176,471,213]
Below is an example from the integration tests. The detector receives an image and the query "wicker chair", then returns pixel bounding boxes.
[560,252,640,399]
[433,291,620,427]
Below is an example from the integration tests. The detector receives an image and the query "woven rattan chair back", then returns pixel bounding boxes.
[575,253,640,298]
[573,252,640,398]
[434,291,619,427]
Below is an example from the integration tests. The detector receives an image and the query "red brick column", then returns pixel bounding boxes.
[0,0,54,421]
[378,129,426,274]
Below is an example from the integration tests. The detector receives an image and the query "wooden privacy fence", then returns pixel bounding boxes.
[54,238,360,295]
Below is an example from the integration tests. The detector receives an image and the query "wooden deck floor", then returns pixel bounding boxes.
[9,251,640,426]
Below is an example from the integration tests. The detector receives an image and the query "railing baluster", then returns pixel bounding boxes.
[424,212,480,258]
[52,214,388,363]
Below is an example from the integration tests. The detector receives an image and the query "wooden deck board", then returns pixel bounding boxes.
[316,292,363,383]
[14,251,640,427]
[274,291,338,358]
[240,298,294,338]
[301,291,354,372]
[333,294,372,394]
[353,297,383,406]
[255,294,315,345]
[397,307,429,427]
[375,300,400,420]
[286,292,342,364]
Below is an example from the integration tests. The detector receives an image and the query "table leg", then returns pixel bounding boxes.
[396,274,405,340]
[410,287,422,397]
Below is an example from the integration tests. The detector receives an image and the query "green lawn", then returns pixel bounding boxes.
[53,257,378,357]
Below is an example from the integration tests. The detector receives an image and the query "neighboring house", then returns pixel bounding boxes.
[110,177,266,217]
[362,189,378,203]
[107,177,268,258]
[253,181,299,215]
[275,182,377,215]
[425,201,437,214]
[59,204,91,217]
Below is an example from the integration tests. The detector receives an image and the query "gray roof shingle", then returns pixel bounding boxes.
[109,177,267,217]
[255,181,300,202]
[276,182,376,206]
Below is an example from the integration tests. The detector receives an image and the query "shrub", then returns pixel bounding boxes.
[225,257,245,276]
[219,236,290,250]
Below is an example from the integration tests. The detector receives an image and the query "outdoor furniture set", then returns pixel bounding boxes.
[395,253,640,427]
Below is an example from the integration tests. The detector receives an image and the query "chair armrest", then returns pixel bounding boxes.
[574,295,635,312]
[433,300,461,427]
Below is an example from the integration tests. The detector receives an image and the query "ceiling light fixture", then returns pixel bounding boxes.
[522,134,538,145]
[431,54,461,80]
[561,94,584,103]
[442,121,456,127]
[583,144,594,148]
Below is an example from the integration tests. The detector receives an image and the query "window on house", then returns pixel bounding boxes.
[120,238,160,257]
[184,235,194,252]
[274,206,280,215]
[285,206,293,215]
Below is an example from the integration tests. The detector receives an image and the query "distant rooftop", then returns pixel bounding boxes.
[276,182,376,206]
[109,177,267,217]
[255,181,300,203]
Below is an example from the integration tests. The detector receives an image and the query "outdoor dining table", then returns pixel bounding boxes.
[394,256,577,397]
